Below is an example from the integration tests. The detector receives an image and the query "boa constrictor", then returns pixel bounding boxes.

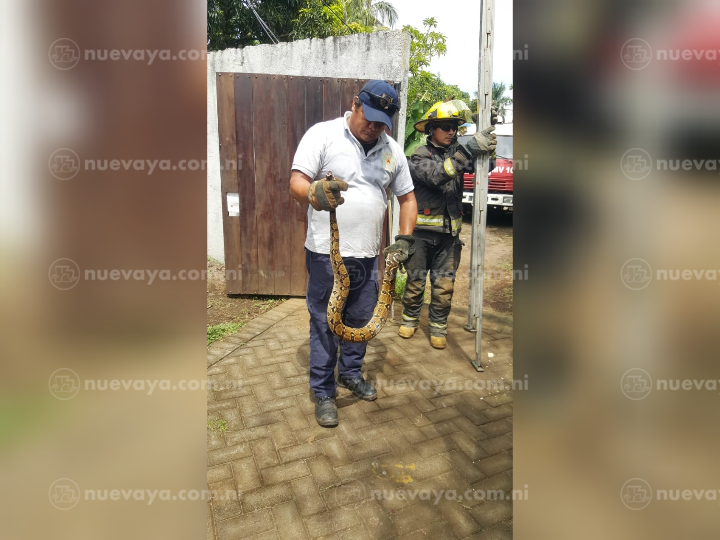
[327,192,401,343]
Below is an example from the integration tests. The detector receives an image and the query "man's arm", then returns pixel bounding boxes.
[289,170,312,205]
[397,192,417,236]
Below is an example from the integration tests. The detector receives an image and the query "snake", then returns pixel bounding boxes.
[326,185,402,343]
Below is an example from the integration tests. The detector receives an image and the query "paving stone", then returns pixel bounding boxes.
[415,436,457,458]
[478,435,513,456]
[470,500,512,528]
[284,407,310,430]
[357,499,395,540]
[320,437,353,467]
[345,438,392,461]
[252,438,280,469]
[241,482,294,512]
[476,452,512,477]
[445,449,485,484]
[268,421,297,449]
[237,395,261,417]
[218,407,245,431]
[225,426,270,445]
[471,472,513,501]
[208,443,252,466]
[481,404,513,422]
[453,415,488,440]
[245,411,284,428]
[386,432,422,462]
[480,419,513,438]
[215,509,274,540]
[258,396,299,413]
[208,478,242,520]
[409,521,460,540]
[304,507,361,538]
[290,475,326,516]
[279,441,324,463]
[450,431,489,461]
[436,497,482,538]
[207,430,227,450]
[307,455,340,486]
[470,523,513,540]
[357,421,398,442]
[420,421,460,440]
[272,501,309,540]
[411,454,454,481]
[207,463,233,484]
[424,406,461,423]
[261,460,310,485]
[208,399,239,413]
[366,408,405,425]
[391,501,444,536]
[232,455,262,493]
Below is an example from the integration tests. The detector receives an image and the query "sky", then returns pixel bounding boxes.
[390,0,513,99]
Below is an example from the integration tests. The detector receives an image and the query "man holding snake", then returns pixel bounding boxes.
[289,80,418,427]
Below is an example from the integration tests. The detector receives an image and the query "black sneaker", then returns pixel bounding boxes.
[315,396,338,427]
[337,375,377,401]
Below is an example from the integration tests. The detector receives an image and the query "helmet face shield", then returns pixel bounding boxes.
[415,100,473,134]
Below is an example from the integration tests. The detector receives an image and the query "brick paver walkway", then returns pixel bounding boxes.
[207,298,513,540]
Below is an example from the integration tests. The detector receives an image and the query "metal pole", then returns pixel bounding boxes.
[467,0,494,372]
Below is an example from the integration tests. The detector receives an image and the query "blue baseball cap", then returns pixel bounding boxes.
[358,80,400,130]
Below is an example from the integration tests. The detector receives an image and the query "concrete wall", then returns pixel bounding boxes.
[207,31,411,261]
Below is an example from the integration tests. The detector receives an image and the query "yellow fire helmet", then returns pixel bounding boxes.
[414,100,474,134]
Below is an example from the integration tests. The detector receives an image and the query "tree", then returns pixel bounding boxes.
[492,81,513,123]
[344,0,398,28]
[208,0,307,50]
[402,18,447,77]
[291,0,371,40]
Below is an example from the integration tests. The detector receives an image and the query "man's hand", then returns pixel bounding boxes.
[383,235,415,263]
[491,106,498,126]
[466,126,497,156]
[307,173,348,211]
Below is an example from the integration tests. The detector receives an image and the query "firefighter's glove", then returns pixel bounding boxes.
[491,107,499,126]
[466,126,497,156]
[383,235,415,263]
[444,144,473,178]
[307,176,348,211]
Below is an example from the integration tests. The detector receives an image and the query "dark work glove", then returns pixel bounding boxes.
[491,106,498,126]
[307,173,348,211]
[466,126,497,156]
[383,235,415,263]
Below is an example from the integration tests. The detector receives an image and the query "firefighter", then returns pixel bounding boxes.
[399,100,497,349]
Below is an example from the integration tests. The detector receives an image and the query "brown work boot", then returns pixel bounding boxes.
[398,326,416,338]
[430,335,446,349]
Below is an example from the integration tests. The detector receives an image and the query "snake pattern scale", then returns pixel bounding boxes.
[327,206,402,343]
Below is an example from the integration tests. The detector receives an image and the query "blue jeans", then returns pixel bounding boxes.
[305,248,378,398]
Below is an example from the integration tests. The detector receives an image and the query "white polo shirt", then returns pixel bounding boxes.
[292,112,414,258]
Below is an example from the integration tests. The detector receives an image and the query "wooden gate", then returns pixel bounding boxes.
[216,74,399,296]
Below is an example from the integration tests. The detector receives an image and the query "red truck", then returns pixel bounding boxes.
[459,123,513,212]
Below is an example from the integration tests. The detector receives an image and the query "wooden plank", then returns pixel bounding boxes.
[340,78,359,116]
[271,75,292,296]
[305,77,324,132]
[234,73,258,294]
[287,76,309,296]
[252,74,276,294]
[323,78,342,121]
[216,72,242,294]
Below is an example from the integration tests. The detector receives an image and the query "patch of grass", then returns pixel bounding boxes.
[251,296,286,309]
[207,322,243,345]
[500,262,513,272]
[394,271,407,299]
[207,256,223,265]
[207,419,227,432]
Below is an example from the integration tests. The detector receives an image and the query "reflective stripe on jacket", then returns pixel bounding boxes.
[408,140,473,235]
